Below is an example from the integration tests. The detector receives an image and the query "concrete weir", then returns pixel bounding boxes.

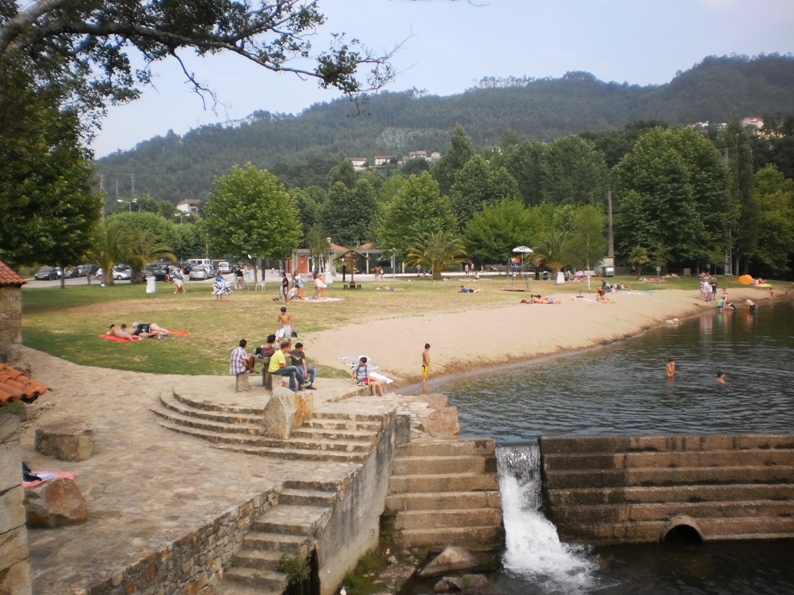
[540,434,794,545]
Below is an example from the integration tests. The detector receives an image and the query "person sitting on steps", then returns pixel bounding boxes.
[351,356,385,397]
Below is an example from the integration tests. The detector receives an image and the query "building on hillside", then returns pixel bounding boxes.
[348,157,367,171]
[742,117,764,130]
[374,155,396,167]
[176,199,201,215]
[428,151,442,163]
[408,150,427,160]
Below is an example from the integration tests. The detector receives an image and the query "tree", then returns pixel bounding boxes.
[328,160,357,190]
[290,186,326,247]
[203,163,301,279]
[462,198,539,264]
[169,222,205,261]
[568,205,607,271]
[89,220,126,285]
[0,65,101,278]
[613,126,730,269]
[533,229,571,274]
[628,246,650,279]
[539,136,609,206]
[432,125,475,196]
[751,165,794,276]
[106,211,175,279]
[501,140,545,206]
[376,172,457,259]
[405,231,469,283]
[449,155,519,228]
[401,158,429,176]
[1,1,396,125]
[320,178,376,246]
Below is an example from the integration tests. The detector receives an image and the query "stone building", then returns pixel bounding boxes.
[0,260,25,350]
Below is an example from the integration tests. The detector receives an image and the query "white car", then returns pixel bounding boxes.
[112,264,132,280]
[218,261,232,274]
[188,265,212,280]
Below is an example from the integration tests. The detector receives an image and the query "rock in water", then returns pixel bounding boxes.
[419,546,478,576]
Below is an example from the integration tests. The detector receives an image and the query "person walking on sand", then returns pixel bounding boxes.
[275,306,295,342]
[422,343,431,394]
[666,358,676,379]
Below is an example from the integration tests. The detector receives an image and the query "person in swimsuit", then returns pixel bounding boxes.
[422,343,431,394]
[132,322,169,339]
[666,358,676,379]
[275,306,295,342]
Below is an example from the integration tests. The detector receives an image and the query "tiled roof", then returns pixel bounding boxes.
[0,261,26,286]
[0,364,49,405]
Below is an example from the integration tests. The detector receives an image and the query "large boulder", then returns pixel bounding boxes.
[263,388,313,439]
[24,478,89,528]
[419,406,460,438]
[433,574,489,592]
[421,394,448,410]
[419,546,478,577]
[34,419,95,461]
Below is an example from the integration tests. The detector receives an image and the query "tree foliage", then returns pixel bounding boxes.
[319,178,376,246]
[203,163,301,271]
[432,125,475,196]
[404,230,468,282]
[449,155,519,227]
[462,198,539,264]
[751,165,794,276]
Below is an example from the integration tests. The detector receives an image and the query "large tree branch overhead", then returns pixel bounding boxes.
[0,0,397,112]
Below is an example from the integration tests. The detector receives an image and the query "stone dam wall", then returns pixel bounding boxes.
[540,434,794,545]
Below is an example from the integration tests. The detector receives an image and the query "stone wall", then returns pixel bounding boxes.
[315,412,409,595]
[0,286,22,348]
[0,415,32,595]
[85,488,278,594]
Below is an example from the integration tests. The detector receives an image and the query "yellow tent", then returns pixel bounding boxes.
[738,274,753,285]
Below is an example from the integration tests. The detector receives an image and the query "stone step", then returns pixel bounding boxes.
[253,504,331,536]
[243,532,308,552]
[290,426,377,442]
[393,508,503,531]
[213,582,282,595]
[550,500,794,524]
[159,391,263,425]
[560,516,794,544]
[386,491,502,512]
[173,390,263,415]
[546,483,793,507]
[232,548,283,571]
[397,525,504,550]
[392,455,493,476]
[542,449,794,471]
[279,488,337,507]
[540,434,794,455]
[311,411,385,424]
[543,465,794,490]
[151,408,263,435]
[283,479,340,492]
[389,473,499,494]
[223,567,288,591]
[305,418,382,432]
[156,420,372,453]
[215,444,368,463]
[398,438,495,458]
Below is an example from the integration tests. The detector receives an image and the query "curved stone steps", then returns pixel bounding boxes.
[305,418,382,432]
[151,407,264,436]
[172,390,264,415]
[290,426,377,442]
[159,391,263,425]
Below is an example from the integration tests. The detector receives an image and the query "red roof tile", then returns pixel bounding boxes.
[0,364,48,405]
[0,261,26,286]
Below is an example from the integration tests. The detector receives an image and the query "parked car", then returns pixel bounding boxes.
[112,264,132,280]
[33,267,62,281]
[218,261,232,274]
[144,262,170,281]
[188,265,213,280]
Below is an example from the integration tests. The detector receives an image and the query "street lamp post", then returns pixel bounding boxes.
[174,212,191,224]
[392,248,396,279]
[117,197,137,213]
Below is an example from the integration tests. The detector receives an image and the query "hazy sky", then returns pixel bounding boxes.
[91,0,794,157]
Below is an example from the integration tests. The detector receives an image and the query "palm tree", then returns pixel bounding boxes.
[117,227,174,282]
[89,220,126,285]
[405,230,469,283]
[533,229,571,275]
[628,245,650,279]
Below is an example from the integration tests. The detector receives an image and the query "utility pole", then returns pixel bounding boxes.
[115,179,119,200]
[607,190,615,259]
[128,172,136,197]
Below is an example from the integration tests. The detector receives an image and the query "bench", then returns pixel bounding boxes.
[343,284,362,290]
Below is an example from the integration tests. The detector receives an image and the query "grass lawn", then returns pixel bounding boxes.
[21,273,724,376]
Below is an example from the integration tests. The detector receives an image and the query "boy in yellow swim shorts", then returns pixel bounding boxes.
[422,343,431,394]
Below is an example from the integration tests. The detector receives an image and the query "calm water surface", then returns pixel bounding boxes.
[426,298,794,595]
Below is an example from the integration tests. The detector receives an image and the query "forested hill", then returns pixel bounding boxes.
[96,54,794,202]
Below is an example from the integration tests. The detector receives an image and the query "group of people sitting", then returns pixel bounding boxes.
[279,271,328,301]
[230,334,317,392]
[108,322,170,339]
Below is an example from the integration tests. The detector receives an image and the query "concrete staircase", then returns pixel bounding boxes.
[541,434,794,545]
[384,438,504,551]
[217,480,338,594]
[151,390,383,462]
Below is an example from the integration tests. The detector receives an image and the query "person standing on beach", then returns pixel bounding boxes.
[275,306,295,342]
[422,343,431,394]
[666,358,676,379]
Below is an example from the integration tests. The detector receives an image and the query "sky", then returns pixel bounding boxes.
[90,0,794,158]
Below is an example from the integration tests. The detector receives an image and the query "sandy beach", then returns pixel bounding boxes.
[306,287,768,385]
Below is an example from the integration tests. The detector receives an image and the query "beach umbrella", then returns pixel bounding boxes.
[512,246,533,286]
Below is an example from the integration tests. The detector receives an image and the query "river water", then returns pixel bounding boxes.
[425,298,794,594]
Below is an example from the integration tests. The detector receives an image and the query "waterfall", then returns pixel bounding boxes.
[496,444,598,593]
